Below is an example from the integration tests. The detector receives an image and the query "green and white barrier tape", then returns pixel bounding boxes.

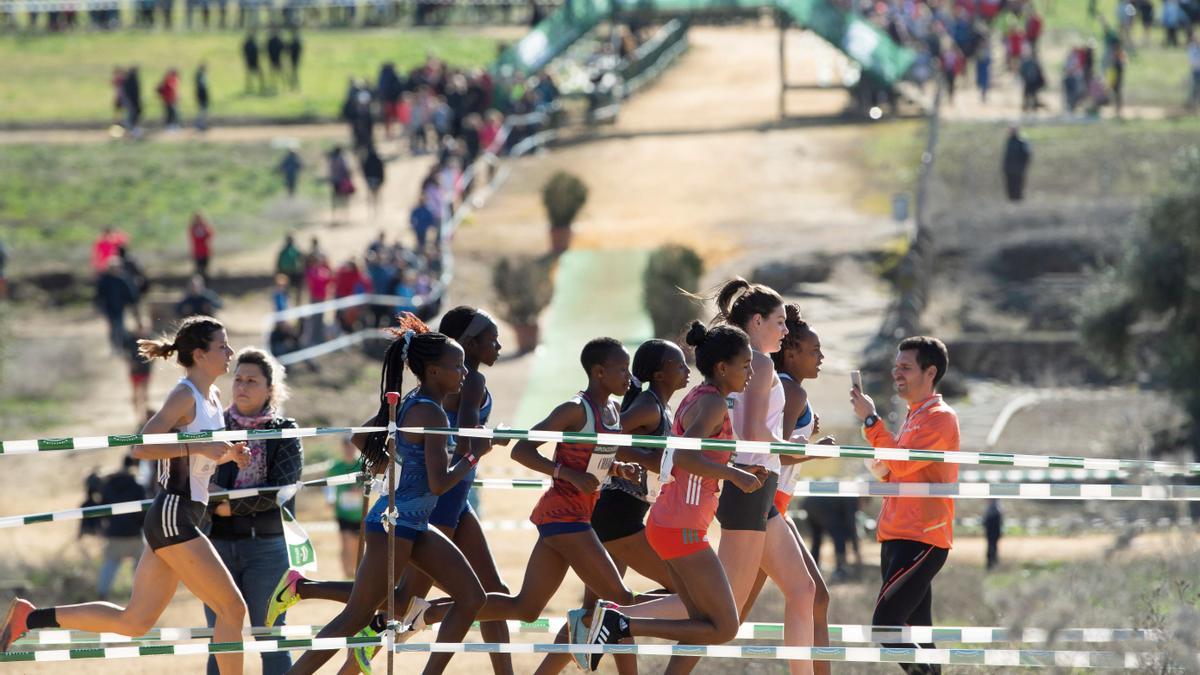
[17,620,1164,648]
[791,480,1200,501]
[406,427,1200,477]
[0,638,1156,668]
[0,427,385,455]
[956,468,1126,483]
[5,472,1200,530]
[0,472,362,529]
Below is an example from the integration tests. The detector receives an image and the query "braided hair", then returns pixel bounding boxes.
[360,312,456,471]
[770,303,812,372]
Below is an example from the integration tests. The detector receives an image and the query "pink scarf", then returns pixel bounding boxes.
[224,405,275,489]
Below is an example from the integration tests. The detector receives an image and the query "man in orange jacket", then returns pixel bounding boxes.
[850,336,959,675]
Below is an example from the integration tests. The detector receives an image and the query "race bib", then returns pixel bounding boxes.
[584,446,617,485]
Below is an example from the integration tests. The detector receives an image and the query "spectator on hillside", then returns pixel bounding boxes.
[117,245,149,304]
[95,455,146,601]
[362,146,385,218]
[984,499,1003,571]
[333,259,371,331]
[378,62,404,139]
[287,28,302,90]
[189,211,214,279]
[1025,7,1044,53]
[243,32,265,93]
[91,226,128,274]
[344,88,375,160]
[121,66,143,138]
[941,44,964,103]
[364,250,396,327]
[176,274,223,318]
[410,197,437,252]
[1189,34,1200,110]
[276,234,305,304]
[156,68,181,131]
[1019,46,1046,111]
[271,273,289,313]
[95,257,139,354]
[1164,0,1186,47]
[327,146,354,224]
[975,36,993,103]
[277,148,302,196]
[1003,124,1032,202]
[195,62,210,132]
[124,327,152,418]
[303,254,333,345]
[1108,45,1127,117]
[266,29,286,91]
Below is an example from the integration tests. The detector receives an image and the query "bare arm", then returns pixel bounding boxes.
[511,401,599,493]
[734,352,786,443]
[132,386,195,460]
[778,379,809,466]
[616,393,663,472]
[454,371,487,457]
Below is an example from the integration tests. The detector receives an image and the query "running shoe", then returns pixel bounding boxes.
[352,613,387,675]
[395,596,431,644]
[265,569,305,628]
[566,608,588,671]
[0,598,34,653]
[586,603,630,672]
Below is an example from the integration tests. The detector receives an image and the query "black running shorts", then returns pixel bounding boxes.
[591,488,650,543]
[716,468,779,532]
[144,491,206,551]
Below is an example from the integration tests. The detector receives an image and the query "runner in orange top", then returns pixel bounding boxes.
[851,336,960,675]
[587,322,767,674]
[414,338,643,631]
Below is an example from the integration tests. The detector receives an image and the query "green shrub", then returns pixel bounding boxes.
[541,171,588,230]
[644,244,704,339]
[492,255,555,327]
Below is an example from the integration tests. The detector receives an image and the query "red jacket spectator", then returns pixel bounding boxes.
[333,261,372,298]
[91,227,129,273]
[189,212,213,277]
[306,258,333,302]
[156,70,179,106]
[1025,12,1043,45]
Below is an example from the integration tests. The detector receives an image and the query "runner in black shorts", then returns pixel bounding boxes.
[1,317,252,675]
[538,338,690,673]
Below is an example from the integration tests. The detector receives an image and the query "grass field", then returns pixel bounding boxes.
[1040,0,1195,108]
[0,28,499,124]
[0,141,331,274]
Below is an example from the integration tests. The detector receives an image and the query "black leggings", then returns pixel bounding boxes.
[873,539,949,675]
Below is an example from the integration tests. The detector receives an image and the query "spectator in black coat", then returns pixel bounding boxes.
[96,455,147,600]
[1003,124,1032,201]
[243,32,265,93]
[266,29,286,91]
[95,257,139,354]
[176,274,224,318]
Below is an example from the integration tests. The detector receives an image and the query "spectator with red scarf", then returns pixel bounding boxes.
[156,68,180,131]
[189,212,214,280]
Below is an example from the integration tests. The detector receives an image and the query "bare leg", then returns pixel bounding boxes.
[760,515,816,675]
[287,532,415,675]
[621,550,740,675]
[716,529,767,618]
[424,537,569,625]
[788,517,830,675]
[56,539,248,675]
[339,530,358,578]
[453,512,514,675]
[408,527,485,675]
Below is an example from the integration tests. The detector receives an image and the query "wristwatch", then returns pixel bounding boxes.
[863,414,880,429]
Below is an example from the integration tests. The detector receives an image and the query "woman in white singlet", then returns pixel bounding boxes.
[1,317,252,675]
